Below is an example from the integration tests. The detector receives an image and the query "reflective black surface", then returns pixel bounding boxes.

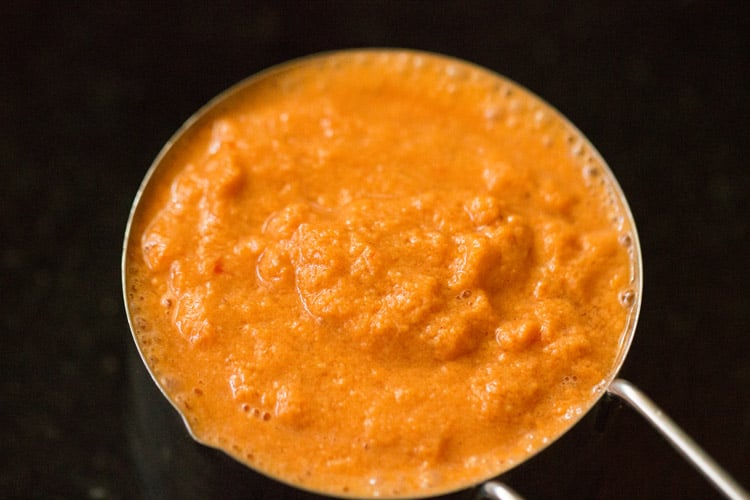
[2,2,748,499]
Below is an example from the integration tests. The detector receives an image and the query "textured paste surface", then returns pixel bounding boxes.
[125,50,637,498]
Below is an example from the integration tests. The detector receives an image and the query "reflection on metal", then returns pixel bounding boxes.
[477,481,525,500]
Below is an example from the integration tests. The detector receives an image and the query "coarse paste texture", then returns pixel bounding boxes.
[125,50,637,498]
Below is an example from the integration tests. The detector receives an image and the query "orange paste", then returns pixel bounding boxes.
[125,50,637,497]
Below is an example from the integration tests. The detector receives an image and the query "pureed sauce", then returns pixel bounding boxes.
[124,50,638,498]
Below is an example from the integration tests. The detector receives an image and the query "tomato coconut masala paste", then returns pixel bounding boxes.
[125,50,638,497]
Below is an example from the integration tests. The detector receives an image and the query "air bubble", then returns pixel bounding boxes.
[483,105,503,122]
[134,316,150,332]
[591,379,607,395]
[583,164,600,179]
[563,406,582,420]
[533,109,550,130]
[418,470,440,489]
[619,289,636,308]
[618,233,633,248]
[375,52,391,66]
[445,64,460,78]
[320,117,334,138]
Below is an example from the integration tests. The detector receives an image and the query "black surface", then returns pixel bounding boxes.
[2,2,748,499]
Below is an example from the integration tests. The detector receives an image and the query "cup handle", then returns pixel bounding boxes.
[608,378,748,500]
[477,378,748,500]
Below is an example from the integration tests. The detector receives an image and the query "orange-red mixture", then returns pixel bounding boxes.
[124,50,637,497]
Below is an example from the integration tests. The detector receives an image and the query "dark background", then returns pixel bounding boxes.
[2,2,748,499]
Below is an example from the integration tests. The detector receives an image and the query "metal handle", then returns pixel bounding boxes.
[477,378,748,500]
[608,378,748,500]
[476,481,525,500]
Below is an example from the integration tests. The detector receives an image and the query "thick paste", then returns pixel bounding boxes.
[124,50,638,498]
